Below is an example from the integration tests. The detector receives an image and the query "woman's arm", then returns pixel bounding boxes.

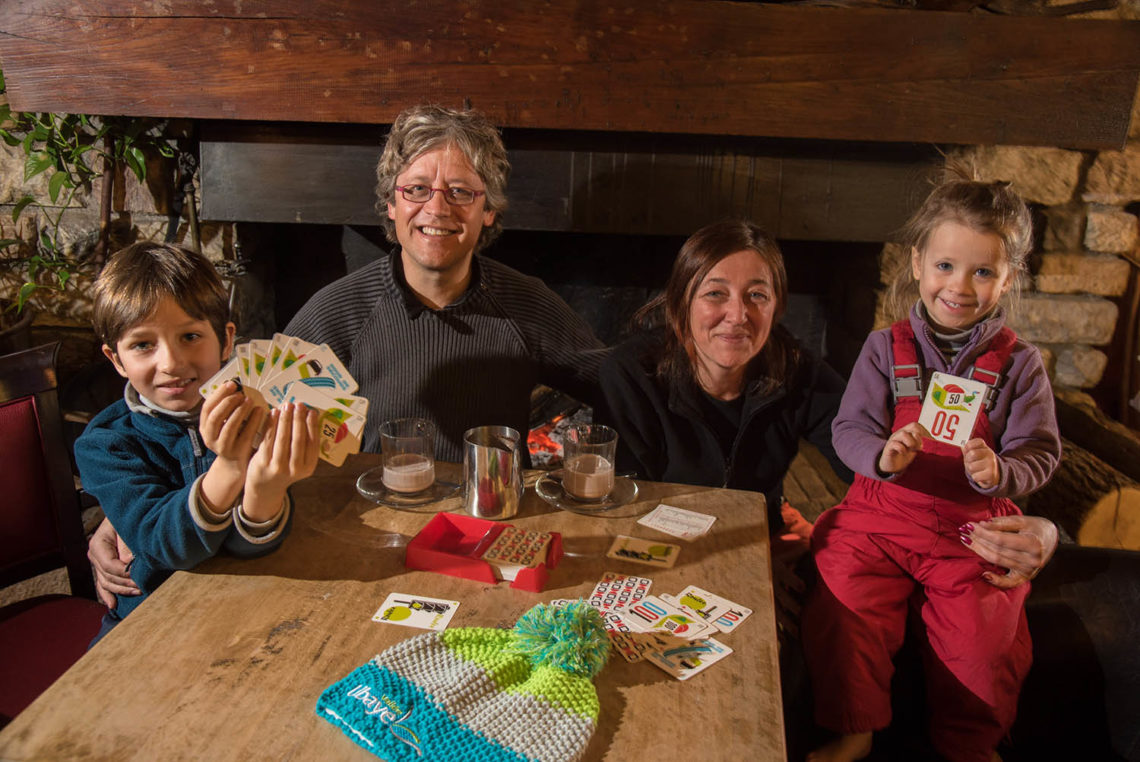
[597,345,665,481]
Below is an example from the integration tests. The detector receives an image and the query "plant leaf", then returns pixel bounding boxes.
[12,195,34,221]
[48,169,68,203]
[17,282,37,311]
[125,146,146,181]
[24,151,53,181]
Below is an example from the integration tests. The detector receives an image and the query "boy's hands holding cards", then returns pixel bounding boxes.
[199,333,367,467]
[199,379,268,465]
[243,402,322,521]
[197,380,270,514]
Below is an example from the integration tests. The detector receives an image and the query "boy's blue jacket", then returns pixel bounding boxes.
[74,388,292,620]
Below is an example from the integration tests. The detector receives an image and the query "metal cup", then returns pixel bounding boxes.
[463,425,523,520]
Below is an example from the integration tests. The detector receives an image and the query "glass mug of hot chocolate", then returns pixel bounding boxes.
[379,418,436,494]
[561,424,618,501]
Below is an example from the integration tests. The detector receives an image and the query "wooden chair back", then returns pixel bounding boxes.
[0,343,95,599]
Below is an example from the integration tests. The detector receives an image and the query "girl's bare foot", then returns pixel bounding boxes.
[807,731,872,762]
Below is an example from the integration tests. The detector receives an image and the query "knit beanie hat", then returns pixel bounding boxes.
[316,601,610,762]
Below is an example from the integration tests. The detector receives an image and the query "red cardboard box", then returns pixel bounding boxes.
[404,512,562,593]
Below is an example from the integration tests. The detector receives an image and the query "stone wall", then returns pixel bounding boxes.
[874,138,1140,400]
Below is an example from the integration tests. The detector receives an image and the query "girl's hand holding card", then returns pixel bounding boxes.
[963,438,1000,489]
[878,422,928,475]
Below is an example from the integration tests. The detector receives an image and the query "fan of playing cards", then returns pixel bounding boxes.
[199,333,368,466]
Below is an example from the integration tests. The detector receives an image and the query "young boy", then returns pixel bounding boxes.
[75,242,320,642]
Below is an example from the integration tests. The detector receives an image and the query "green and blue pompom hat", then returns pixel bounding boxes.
[316,601,610,762]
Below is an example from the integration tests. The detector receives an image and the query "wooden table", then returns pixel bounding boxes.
[0,456,786,761]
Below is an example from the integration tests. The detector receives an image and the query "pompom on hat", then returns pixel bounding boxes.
[317,601,610,761]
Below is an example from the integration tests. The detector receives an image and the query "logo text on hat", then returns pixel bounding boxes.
[346,684,423,756]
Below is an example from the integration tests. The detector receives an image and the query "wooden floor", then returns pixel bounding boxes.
[784,443,849,524]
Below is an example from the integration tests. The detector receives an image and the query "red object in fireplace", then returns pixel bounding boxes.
[528,413,566,466]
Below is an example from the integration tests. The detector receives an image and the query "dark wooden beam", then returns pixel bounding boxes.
[199,124,936,241]
[2,1,1139,149]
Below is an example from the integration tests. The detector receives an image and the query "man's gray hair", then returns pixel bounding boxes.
[375,104,511,253]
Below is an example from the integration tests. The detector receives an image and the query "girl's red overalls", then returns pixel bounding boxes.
[802,321,1032,762]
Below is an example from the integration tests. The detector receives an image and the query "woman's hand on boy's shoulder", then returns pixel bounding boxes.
[242,403,321,521]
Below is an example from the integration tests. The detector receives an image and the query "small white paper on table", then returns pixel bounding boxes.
[917,371,987,449]
[637,503,716,540]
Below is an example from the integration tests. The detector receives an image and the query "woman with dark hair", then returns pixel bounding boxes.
[599,219,850,531]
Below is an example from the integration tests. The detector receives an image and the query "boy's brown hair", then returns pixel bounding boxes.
[92,242,230,350]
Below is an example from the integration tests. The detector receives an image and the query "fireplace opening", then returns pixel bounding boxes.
[233,223,884,464]
[239,223,881,372]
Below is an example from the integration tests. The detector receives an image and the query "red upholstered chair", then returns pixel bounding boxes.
[0,343,106,729]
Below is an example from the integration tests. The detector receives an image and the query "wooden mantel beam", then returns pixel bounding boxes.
[1,1,1139,149]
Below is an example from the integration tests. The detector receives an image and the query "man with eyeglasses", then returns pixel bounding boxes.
[283,103,606,461]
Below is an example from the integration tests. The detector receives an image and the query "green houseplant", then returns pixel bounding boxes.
[0,67,174,319]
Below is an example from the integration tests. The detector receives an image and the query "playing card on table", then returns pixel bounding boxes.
[918,371,987,449]
[671,586,753,634]
[606,535,680,568]
[372,593,459,631]
[644,635,733,680]
[602,610,651,663]
[617,594,715,641]
[480,527,552,568]
[637,503,716,540]
[587,571,652,612]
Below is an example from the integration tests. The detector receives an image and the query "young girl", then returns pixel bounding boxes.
[802,173,1061,762]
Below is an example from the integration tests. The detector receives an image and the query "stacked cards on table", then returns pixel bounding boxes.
[480,527,553,581]
[554,572,753,680]
[199,332,368,466]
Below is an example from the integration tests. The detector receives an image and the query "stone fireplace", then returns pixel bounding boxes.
[2,0,1139,429]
